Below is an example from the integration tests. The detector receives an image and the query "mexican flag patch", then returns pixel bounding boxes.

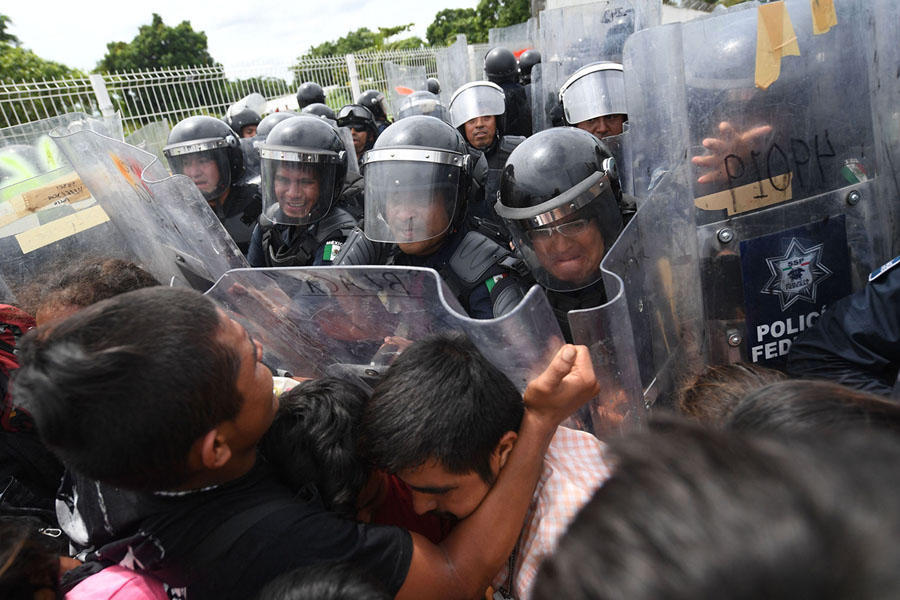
[485,273,507,293]
[322,241,343,262]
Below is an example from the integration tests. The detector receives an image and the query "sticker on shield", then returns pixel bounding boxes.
[739,216,851,366]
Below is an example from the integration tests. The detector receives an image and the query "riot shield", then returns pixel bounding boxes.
[0,121,249,301]
[124,120,171,172]
[618,0,896,386]
[436,35,470,107]
[383,62,427,117]
[205,266,565,393]
[488,18,539,55]
[533,0,660,133]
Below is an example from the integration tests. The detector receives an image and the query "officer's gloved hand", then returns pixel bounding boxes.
[691,121,773,184]
[331,227,391,266]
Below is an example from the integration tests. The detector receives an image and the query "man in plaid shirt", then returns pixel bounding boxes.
[361,332,610,600]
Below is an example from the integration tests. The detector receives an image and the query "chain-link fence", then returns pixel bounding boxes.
[0,47,441,134]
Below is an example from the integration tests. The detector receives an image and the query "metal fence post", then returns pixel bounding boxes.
[346,54,362,101]
[89,74,115,117]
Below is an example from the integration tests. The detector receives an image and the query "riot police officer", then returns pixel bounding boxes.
[247,116,357,267]
[495,127,623,340]
[296,82,326,109]
[449,81,524,239]
[301,103,337,123]
[559,62,628,140]
[356,90,391,134]
[518,49,541,85]
[224,106,261,138]
[336,104,378,161]
[484,47,532,137]
[164,116,261,256]
[335,116,526,319]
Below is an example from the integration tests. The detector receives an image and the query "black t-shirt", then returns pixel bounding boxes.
[59,460,412,599]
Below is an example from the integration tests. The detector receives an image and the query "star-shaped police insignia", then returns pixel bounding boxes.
[761,238,832,311]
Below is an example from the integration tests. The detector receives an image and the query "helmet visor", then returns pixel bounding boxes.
[499,171,623,292]
[561,66,627,125]
[362,149,463,244]
[397,94,451,123]
[164,141,231,201]
[449,84,506,128]
[260,146,340,226]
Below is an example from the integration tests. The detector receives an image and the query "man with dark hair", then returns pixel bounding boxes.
[12,287,599,600]
[361,332,610,599]
[533,424,900,600]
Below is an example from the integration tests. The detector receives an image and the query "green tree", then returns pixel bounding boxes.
[305,23,422,58]
[0,14,21,46]
[0,46,82,82]
[96,13,215,72]
[426,8,483,46]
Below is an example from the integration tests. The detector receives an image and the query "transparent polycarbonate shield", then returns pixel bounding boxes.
[384,62,427,117]
[620,0,895,376]
[227,93,267,120]
[337,127,360,175]
[448,82,507,129]
[125,120,172,172]
[43,126,247,292]
[560,63,626,125]
[487,17,539,55]
[530,63,549,132]
[205,266,565,392]
[534,0,659,135]
[395,91,451,123]
[436,35,470,107]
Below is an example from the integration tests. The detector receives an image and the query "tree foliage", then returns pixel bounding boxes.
[0,14,21,47]
[95,13,216,72]
[305,24,424,58]
[426,0,531,47]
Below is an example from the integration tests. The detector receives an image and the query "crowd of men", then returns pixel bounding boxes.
[1,4,900,598]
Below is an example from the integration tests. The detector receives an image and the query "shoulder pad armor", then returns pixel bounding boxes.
[314,207,358,243]
[870,255,900,282]
[499,135,526,154]
[449,231,511,286]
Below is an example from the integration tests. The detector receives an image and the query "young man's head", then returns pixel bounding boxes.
[260,377,371,518]
[361,332,523,520]
[13,286,276,491]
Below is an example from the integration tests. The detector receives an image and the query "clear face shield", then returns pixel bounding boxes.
[163,138,232,201]
[259,147,341,226]
[560,63,627,127]
[449,82,507,129]
[361,148,466,244]
[500,171,623,292]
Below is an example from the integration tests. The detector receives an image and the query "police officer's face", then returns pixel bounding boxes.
[273,163,321,218]
[240,124,257,138]
[464,115,497,149]
[350,128,368,156]
[576,114,626,140]
[386,192,451,256]
[530,216,605,285]
[181,153,222,197]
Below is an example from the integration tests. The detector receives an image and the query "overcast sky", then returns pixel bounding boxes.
[5,0,478,78]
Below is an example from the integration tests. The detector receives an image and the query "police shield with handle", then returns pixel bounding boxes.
[608,0,897,411]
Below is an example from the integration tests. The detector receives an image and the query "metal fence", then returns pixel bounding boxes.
[0,47,441,134]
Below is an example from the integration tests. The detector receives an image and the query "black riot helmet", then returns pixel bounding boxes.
[164,115,244,202]
[518,49,541,85]
[356,90,389,122]
[224,107,261,138]
[258,116,348,227]
[336,104,378,141]
[296,82,326,109]
[360,115,472,245]
[426,77,441,95]
[484,47,518,83]
[301,102,337,124]
[256,111,299,141]
[496,127,623,292]
[395,91,450,123]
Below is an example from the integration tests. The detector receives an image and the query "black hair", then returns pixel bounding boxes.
[0,516,62,599]
[726,379,900,435]
[675,362,788,427]
[12,287,242,491]
[533,422,900,600]
[38,258,160,311]
[360,332,523,483]
[259,378,370,517]
[255,562,390,600]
